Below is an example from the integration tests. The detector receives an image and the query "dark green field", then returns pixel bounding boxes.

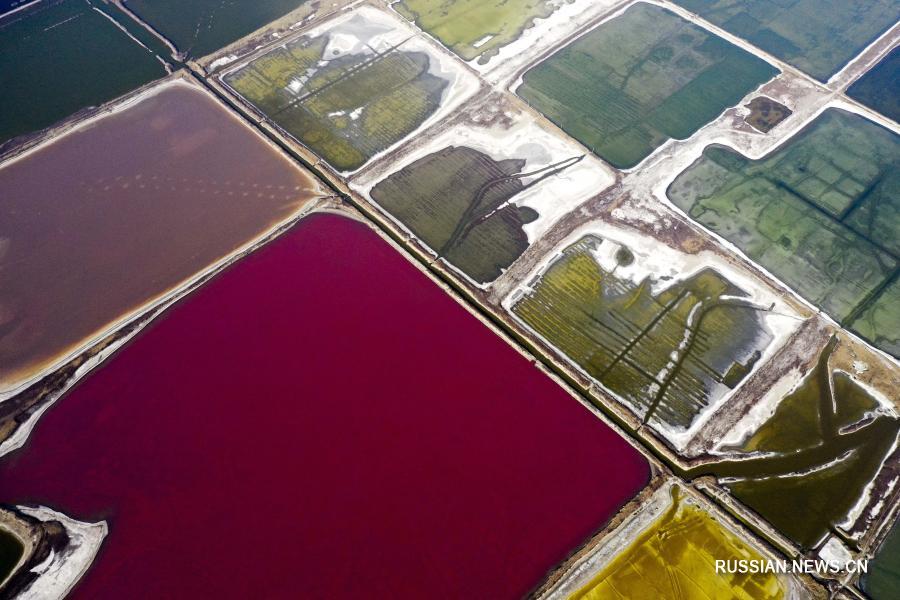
[125,0,308,58]
[517,2,776,169]
[512,235,772,433]
[673,0,900,82]
[668,109,899,358]
[0,0,165,145]
[370,146,583,283]
[847,46,900,123]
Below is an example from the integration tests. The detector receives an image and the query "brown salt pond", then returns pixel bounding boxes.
[0,213,650,598]
[0,79,325,395]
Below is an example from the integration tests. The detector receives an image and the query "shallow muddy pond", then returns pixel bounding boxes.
[0,80,323,394]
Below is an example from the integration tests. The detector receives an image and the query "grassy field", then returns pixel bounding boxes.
[668,109,899,358]
[572,487,786,600]
[393,0,554,63]
[517,2,776,169]
[704,339,900,549]
[0,0,165,145]
[674,0,900,82]
[847,46,900,123]
[225,28,449,172]
[125,0,308,58]
[371,146,585,283]
[512,235,771,433]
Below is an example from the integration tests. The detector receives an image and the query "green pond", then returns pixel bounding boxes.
[125,0,309,59]
[224,24,449,172]
[517,2,776,169]
[668,108,899,358]
[0,0,166,146]
[847,45,900,123]
[512,235,771,433]
[673,0,900,82]
[697,338,900,549]
[864,518,900,600]
[393,0,555,63]
[370,146,583,283]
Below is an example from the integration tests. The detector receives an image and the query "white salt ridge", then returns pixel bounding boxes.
[819,536,854,565]
[471,34,494,49]
[15,506,107,600]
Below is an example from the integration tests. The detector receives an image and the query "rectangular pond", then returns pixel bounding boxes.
[697,336,900,550]
[0,213,650,598]
[124,0,312,59]
[357,98,614,285]
[668,108,899,358]
[0,0,166,145]
[847,46,900,122]
[516,2,776,169]
[222,6,477,173]
[507,224,796,450]
[672,0,900,82]
[0,79,325,395]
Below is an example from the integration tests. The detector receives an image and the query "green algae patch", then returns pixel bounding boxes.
[668,108,900,358]
[516,2,777,169]
[0,528,23,586]
[864,519,900,600]
[125,0,310,59]
[370,146,582,283]
[702,338,900,549]
[847,46,900,122]
[511,235,773,434]
[393,0,554,63]
[0,0,166,145]
[223,8,465,172]
[672,0,900,82]
[572,488,786,600]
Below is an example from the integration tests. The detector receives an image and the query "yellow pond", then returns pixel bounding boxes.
[572,489,785,600]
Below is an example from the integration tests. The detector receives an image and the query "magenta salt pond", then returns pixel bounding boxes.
[0,213,649,598]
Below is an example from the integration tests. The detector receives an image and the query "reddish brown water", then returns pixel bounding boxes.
[0,213,649,599]
[0,80,321,393]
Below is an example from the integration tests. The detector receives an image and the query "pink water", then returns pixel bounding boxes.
[0,213,649,598]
